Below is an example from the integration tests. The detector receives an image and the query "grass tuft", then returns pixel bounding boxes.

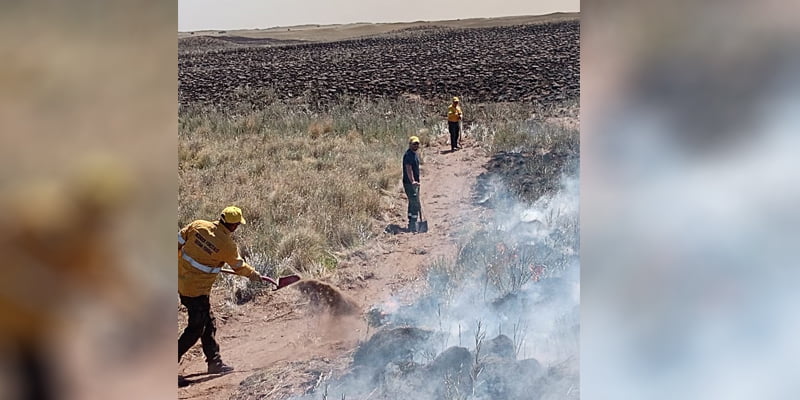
[180,95,576,288]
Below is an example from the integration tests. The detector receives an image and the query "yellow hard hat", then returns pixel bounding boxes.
[409,136,420,144]
[221,206,246,224]
[452,96,460,102]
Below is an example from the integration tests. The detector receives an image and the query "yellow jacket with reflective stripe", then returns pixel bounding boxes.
[178,219,255,297]
[447,104,463,122]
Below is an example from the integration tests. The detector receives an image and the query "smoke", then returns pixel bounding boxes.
[581,1,800,398]
[293,163,579,399]
[437,173,580,363]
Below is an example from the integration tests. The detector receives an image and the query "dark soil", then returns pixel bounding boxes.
[295,279,361,316]
[178,21,579,109]
[475,149,579,206]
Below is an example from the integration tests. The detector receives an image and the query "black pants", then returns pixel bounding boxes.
[448,121,461,149]
[178,295,221,364]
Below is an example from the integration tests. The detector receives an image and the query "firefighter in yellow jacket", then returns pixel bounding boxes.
[447,96,463,151]
[178,206,263,376]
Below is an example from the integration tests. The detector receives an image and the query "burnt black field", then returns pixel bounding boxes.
[178,21,579,109]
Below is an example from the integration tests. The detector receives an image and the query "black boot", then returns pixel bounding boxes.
[408,220,417,233]
[208,360,234,374]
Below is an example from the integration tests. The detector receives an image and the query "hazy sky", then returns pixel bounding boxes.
[178,0,579,31]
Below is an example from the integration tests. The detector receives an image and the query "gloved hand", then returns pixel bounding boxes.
[248,271,263,283]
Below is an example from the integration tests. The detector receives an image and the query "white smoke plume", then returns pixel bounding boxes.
[292,161,580,399]
[582,1,800,398]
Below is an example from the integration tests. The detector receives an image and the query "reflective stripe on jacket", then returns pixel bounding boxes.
[181,252,221,274]
[177,219,255,297]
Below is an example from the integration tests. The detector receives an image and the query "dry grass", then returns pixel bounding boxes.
[179,93,575,282]
[231,357,351,400]
[442,193,579,300]
[179,97,419,274]
[466,99,579,155]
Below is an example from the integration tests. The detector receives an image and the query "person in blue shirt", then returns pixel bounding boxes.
[402,136,421,232]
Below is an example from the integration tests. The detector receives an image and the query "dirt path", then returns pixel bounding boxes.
[178,135,489,400]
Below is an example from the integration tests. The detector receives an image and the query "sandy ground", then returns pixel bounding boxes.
[178,133,490,400]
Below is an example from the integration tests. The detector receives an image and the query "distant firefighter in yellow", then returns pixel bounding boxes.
[447,96,463,151]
